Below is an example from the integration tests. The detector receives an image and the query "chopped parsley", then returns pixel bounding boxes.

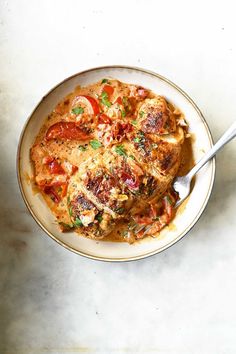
[115,144,127,157]
[121,110,126,117]
[134,137,141,143]
[115,207,125,214]
[133,131,145,144]
[129,155,135,160]
[139,110,145,117]
[90,139,102,149]
[131,120,137,126]
[72,106,84,115]
[69,206,73,217]
[101,78,109,84]
[101,91,111,107]
[89,140,102,150]
[133,131,146,154]
[96,214,103,223]
[74,217,83,227]
[78,145,87,152]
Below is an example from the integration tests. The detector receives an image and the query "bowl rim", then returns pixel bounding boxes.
[17,65,216,262]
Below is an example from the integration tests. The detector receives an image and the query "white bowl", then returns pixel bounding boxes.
[17,66,215,262]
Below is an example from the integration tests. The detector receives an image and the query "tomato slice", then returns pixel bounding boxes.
[81,95,100,115]
[46,122,91,141]
[47,159,65,175]
[103,85,114,98]
[71,165,78,175]
[83,95,100,116]
[71,95,100,116]
[61,183,68,197]
[115,96,122,105]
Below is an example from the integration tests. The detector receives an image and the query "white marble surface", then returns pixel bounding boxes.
[0,0,236,353]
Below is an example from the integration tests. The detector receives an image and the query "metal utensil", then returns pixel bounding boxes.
[133,121,236,235]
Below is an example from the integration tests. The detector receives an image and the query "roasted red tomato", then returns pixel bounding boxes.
[42,181,68,202]
[115,96,123,105]
[103,85,114,98]
[43,186,61,203]
[46,122,91,141]
[47,159,65,175]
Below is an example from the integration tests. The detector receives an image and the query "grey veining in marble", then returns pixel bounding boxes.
[0,1,236,353]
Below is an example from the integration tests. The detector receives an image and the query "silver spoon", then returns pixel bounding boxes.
[133,121,236,235]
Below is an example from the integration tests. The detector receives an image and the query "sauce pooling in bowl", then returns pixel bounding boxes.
[31,78,191,243]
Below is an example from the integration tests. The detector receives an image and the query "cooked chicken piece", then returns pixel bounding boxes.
[67,177,115,239]
[137,97,176,135]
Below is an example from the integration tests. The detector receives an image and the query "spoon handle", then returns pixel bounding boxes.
[187,121,236,180]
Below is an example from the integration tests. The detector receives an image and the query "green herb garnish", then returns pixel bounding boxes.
[101,91,111,107]
[139,131,145,137]
[96,215,103,223]
[129,155,135,160]
[115,207,125,214]
[72,106,84,115]
[78,145,87,152]
[69,206,73,217]
[90,139,102,150]
[101,78,109,84]
[74,217,83,227]
[133,131,145,144]
[121,110,126,117]
[131,120,137,126]
[115,145,127,157]
[139,110,145,117]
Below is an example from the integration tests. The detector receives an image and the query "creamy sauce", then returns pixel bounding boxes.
[31,78,193,243]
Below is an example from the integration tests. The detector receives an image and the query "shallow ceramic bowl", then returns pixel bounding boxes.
[17,66,215,261]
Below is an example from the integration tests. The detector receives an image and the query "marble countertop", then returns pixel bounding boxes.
[0,1,236,353]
